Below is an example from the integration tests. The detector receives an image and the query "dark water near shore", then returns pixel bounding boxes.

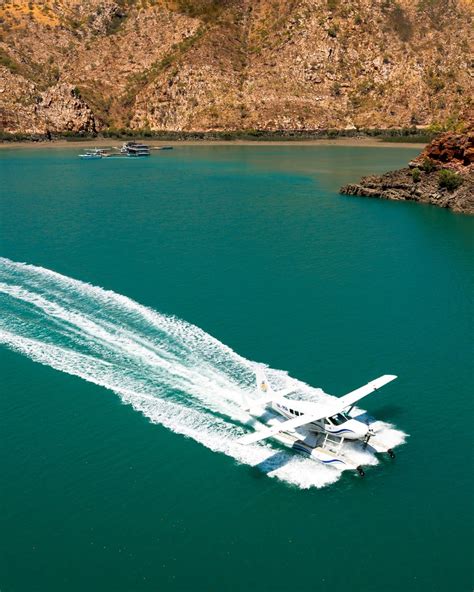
[0,145,473,592]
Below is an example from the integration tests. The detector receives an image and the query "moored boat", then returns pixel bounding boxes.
[79,148,110,159]
[120,142,151,157]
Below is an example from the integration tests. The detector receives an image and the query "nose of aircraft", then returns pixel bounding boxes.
[348,419,369,439]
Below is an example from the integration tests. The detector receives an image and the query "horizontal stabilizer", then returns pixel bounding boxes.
[255,387,294,407]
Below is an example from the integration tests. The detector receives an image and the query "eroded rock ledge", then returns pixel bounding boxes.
[340,131,474,215]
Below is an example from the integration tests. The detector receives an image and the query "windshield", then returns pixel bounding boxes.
[329,413,349,426]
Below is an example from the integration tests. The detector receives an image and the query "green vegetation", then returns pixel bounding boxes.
[105,12,127,35]
[411,167,421,182]
[427,116,467,133]
[120,26,205,115]
[417,0,449,28]
[173,0,226,22]
[63,0,136,36]
[378,126,436,143]
[0,127,441,144]
[357,80,375,95]
[426,73,445,93]
[382,134,434,144]
[0,49,21,74]
[73,85,111,126]
[389,4,412,42]
[438,169,463,191]
[421,157,435,172]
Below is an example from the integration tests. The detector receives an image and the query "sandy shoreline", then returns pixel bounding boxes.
[0,137,427,150]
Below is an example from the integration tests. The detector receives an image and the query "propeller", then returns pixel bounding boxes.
[363,427,376,448]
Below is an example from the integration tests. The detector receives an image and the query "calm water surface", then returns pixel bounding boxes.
[0,145,473,592]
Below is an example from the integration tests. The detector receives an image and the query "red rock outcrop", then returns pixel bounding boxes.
[340,130,474,215]
[412,130,474,172]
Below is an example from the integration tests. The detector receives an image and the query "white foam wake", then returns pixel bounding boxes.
[0,257,405,488]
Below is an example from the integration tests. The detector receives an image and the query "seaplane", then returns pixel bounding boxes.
[238,369,398,476]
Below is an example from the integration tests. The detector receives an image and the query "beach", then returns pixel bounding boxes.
[0,137,428,150]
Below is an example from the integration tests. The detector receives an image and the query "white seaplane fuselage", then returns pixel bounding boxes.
[271,399,370,440]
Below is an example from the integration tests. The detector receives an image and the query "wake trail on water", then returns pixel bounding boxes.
[0,257,405,489]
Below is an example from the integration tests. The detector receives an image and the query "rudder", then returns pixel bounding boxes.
[255,367,273,397]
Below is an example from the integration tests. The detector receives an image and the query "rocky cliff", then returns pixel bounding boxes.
[0,0,473,134]
[340,130,474,214]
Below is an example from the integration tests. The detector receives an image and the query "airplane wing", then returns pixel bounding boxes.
[238,408,328,445]
[337,375,397,409]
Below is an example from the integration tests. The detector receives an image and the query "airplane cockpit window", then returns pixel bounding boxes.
[329,413,349,425]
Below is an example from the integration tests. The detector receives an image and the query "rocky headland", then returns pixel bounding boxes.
[340,130,474,214]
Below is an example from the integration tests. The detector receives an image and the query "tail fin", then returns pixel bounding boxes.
[255,367,273,397]
[242,367,292,412]
[241,367,273,412]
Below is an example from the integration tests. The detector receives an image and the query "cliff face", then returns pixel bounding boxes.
[0,0,473,134]
[340,130,474,214]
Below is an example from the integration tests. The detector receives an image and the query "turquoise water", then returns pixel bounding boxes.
[0,145,473,591]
